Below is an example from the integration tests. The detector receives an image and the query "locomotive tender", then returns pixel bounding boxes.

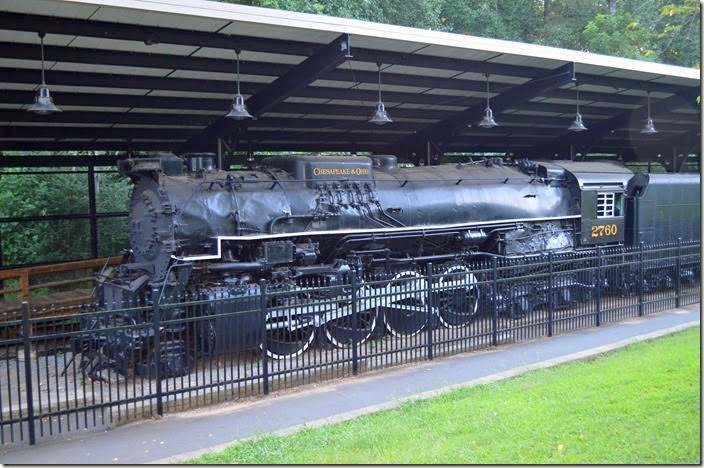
[96,153,700,364]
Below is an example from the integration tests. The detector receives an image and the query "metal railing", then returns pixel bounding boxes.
[0,256,122,303]
[0,240,699,446]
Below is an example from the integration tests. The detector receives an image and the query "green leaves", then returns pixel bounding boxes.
[215,0,700,68]
[583,11,655,62]
[0,163,131,266]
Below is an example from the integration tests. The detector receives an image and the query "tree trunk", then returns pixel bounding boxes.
[608,0,616,14]
[543,0,549,19]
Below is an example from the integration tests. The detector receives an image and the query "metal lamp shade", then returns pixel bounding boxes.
[27,85,61,115]
[568,112,588,132]
[478,106,498,128]
[641,117,658,134]
[226,94,253,120]
[369,101,392,125]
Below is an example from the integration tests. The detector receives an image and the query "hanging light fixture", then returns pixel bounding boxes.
[369,62,392,125]
[226,49,253,120]
[641,91,658,134]
[478,73,498,128]
[568,81,587,132]
[27,32,61,115]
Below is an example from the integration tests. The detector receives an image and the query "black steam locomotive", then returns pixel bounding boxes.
[93,153,699,368]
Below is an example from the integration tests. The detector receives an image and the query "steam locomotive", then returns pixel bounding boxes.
[92,153,699,369]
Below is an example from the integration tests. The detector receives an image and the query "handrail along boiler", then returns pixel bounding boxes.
[91,153,700,374]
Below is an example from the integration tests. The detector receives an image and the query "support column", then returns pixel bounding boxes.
[0,231,3,300]
[216,137,224,170]
[87,165,98,258]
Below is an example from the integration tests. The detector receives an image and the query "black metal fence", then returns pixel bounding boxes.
[0,240,699,447]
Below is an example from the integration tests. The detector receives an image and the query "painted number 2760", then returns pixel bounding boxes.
[591,224,618,237]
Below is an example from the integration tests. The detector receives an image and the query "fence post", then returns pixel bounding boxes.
[426,262,433,361]
[638,242,644,317]
[259,279,269,395]
[350,270,359,375]
[21,302,36,446]
[491,257,498,347]
[675,238,681,308]
[19,270,30,303]
[547,252,554,337]
[151,288,163,417]
[595,246,601,327]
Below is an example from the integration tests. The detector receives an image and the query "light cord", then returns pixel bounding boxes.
[40,33,46,85]
[377,62,382,102]
[485,74,490,110]
[236,50,241,95]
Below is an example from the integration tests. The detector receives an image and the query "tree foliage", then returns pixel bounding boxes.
[0,168,131,266]
[583,11,656,62]
[656,0,700,67]
[221,0,700,68]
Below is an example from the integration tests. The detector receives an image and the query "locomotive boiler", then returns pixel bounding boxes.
[93,153,699,366]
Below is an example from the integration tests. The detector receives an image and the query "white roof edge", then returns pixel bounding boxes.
[56,0,698,82]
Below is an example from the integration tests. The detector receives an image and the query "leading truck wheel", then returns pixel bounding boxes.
[383,270,429,336]
[263,323,316,360]
[437,265,480,328]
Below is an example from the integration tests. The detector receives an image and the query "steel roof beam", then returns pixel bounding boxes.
[400,62,576,152]
[0,140,389,152]
[0,121,687,143]
[458,115,697,132]
[0,141,170,152]
[625,129,700,172]
[0,126,197,140]
[0,41,501,94]
[3,12,697,98]
[0,12,318,56]
[0,110,431,130]
[0,66,652,108]
[0,87,672,119]
[179,33,352,152]
[0,110,217,126]
[0,127,412,142]
[5,126,644,145]
[0,155,123,168]
[521,91,700,158]
[0,12,538,77]
[0,139,643,154]
[3,109,692,134]
[0,41,289,76]
[0,41,695,100]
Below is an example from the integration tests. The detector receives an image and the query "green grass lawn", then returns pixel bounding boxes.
[188,327,701,464]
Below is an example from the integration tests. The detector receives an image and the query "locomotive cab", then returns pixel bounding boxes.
[548,161,634,246]
[579,187,626,245]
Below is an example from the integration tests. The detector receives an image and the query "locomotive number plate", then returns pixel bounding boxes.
[591,224,618,238]
[581,218,624,245]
